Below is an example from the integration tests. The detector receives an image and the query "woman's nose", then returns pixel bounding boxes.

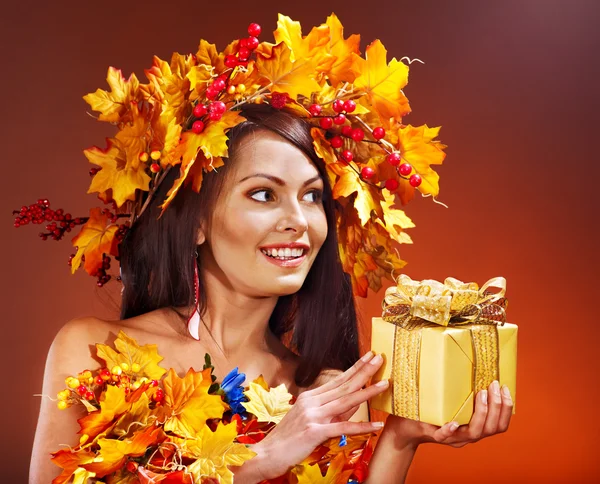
[275,200,309,233]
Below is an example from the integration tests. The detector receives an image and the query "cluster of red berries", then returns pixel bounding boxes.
[13,199,87,240]
[57,363,164,410]
[224,22,262,68]
[309,100,423,190]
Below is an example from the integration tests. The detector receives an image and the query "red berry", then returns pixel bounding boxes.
[309,104,322,117]
[271,92,288,109]
[212,78,226,91]
[225,55,238,68]
[238,47,251,61]
[193,104,207,117]
[85,391,95,401]
[341,150,353,162]
[351,128,364,141]
[344,100,356,112]
[333,114,346,125]
[95,376,104,385]
[341,125,353,137]
[373,127,385,140]
[192,120,205,134]
[77,385,87,396]
[150,163,160,173]
[206,87,218,100]
[387,152,401,166]
[409,174,422,187]
[209,101,226,114]
[247,36,259,50]
[361,167,375,179]
[330,136,343,148]
[150,380,159,387]
[399,163,412,176]
[209,111,223,121]
[320,117,333,129]
[332,99,345,113]
[248,23,261,37]
[385,179,399,191]
[239,38,249,48]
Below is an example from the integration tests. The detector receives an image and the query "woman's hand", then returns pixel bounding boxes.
[386,380,514,449]
[250,352,387,481]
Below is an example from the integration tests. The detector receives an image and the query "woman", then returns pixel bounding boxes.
[30,104,513,483]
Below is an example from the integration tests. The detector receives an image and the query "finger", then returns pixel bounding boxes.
[453,389,488,441]
[313,354,384,406]
[429,421,461,443]
[496,384,514,433]
[308,351,376,397]
[331,404,360,423]
[318,379,389,418]
[322,420,384,440]
[482,380,502,436]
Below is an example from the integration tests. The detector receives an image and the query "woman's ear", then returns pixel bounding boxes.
[197,228,206,245]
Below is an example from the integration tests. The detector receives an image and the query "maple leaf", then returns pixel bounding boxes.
[50,448,96,484]
[113,391,154,438]
[83,67,140,123]
[83,425,163,477]
[162,368,228,438]
[85,139,151,207]
[376,190,415,243]
[255,42,321,99]
[294,452,353,483]
[352,40,411,123]
[184,422,257,484]
[323,13,361,86]
[395,124,447,198]
[242,381,293,424]
[273,14,334,73]
[70,207,119,275]
[160,110,244,211]
[78,385,131,440]
[96,331,167,381]
[332,168,383,226]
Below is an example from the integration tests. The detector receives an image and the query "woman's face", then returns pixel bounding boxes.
[198,129,328,297]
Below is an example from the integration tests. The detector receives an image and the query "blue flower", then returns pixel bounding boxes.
[221,367,248,417]
[339,434,347,447]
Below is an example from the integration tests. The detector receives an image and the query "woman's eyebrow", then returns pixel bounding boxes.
[238,173,321,187]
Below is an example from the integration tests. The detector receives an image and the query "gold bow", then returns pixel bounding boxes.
[380,275,508,421]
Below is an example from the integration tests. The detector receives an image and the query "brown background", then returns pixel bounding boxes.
[2,0,599,482]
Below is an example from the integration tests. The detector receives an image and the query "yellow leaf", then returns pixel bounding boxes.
[96,331,167,381]
[294,452,353,483]
[185,422,257,484]
[352,40,411,123]
[160,110,244,211]
[85,139,151,207]
[242,381,293,424]
[70,207,119,275]
[396,124,446,197]
[83,67,140,123]
[77,385,131,440]
[255,42,321,99]
[113,392,153,438]
[162,368,227,438]
[114,112,149,169]
[332,169,383,226]
[252,374,270,391]
[50,448,96,484]
[376,191,415,243]
[324,13,361,86]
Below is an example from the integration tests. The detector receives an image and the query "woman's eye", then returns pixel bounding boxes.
[249,189,274,202]
[303,189,323,203]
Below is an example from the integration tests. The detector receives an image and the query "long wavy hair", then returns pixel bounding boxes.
[118,103,359,387]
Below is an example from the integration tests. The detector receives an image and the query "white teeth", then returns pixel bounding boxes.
[261,247,306,259]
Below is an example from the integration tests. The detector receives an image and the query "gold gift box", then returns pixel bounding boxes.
[370,276,517,427]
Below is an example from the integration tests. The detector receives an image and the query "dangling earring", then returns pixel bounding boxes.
[187,254,201,341]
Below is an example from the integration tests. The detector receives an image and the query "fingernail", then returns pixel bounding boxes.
[361,351,374,362]
[372,422,384,428]
[375,379,389,388]
[491,380,500,396]
[481,390,488,404]
[450,422,459,431]
[370,354,383,365]
[501,385,512,401]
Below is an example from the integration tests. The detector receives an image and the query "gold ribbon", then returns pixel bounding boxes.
[381,276,508,421]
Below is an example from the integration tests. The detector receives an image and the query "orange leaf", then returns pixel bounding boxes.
[50,448,95,484]
[294,452,353,483]
[70,207,119,275]
[255,42,321,99]
[77,385,131,440]
[352,40,411,123]
[332,169,383,226]
[324,13,361,86]
[162,368,228,438]
[83,67,140,123]
[85,139,151,207]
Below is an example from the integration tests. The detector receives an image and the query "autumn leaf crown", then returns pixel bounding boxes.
[13,13,447,297]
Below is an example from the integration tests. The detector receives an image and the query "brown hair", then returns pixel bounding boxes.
[118,103,360,387]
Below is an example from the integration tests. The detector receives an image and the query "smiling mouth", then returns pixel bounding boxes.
[260,247,307,260]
